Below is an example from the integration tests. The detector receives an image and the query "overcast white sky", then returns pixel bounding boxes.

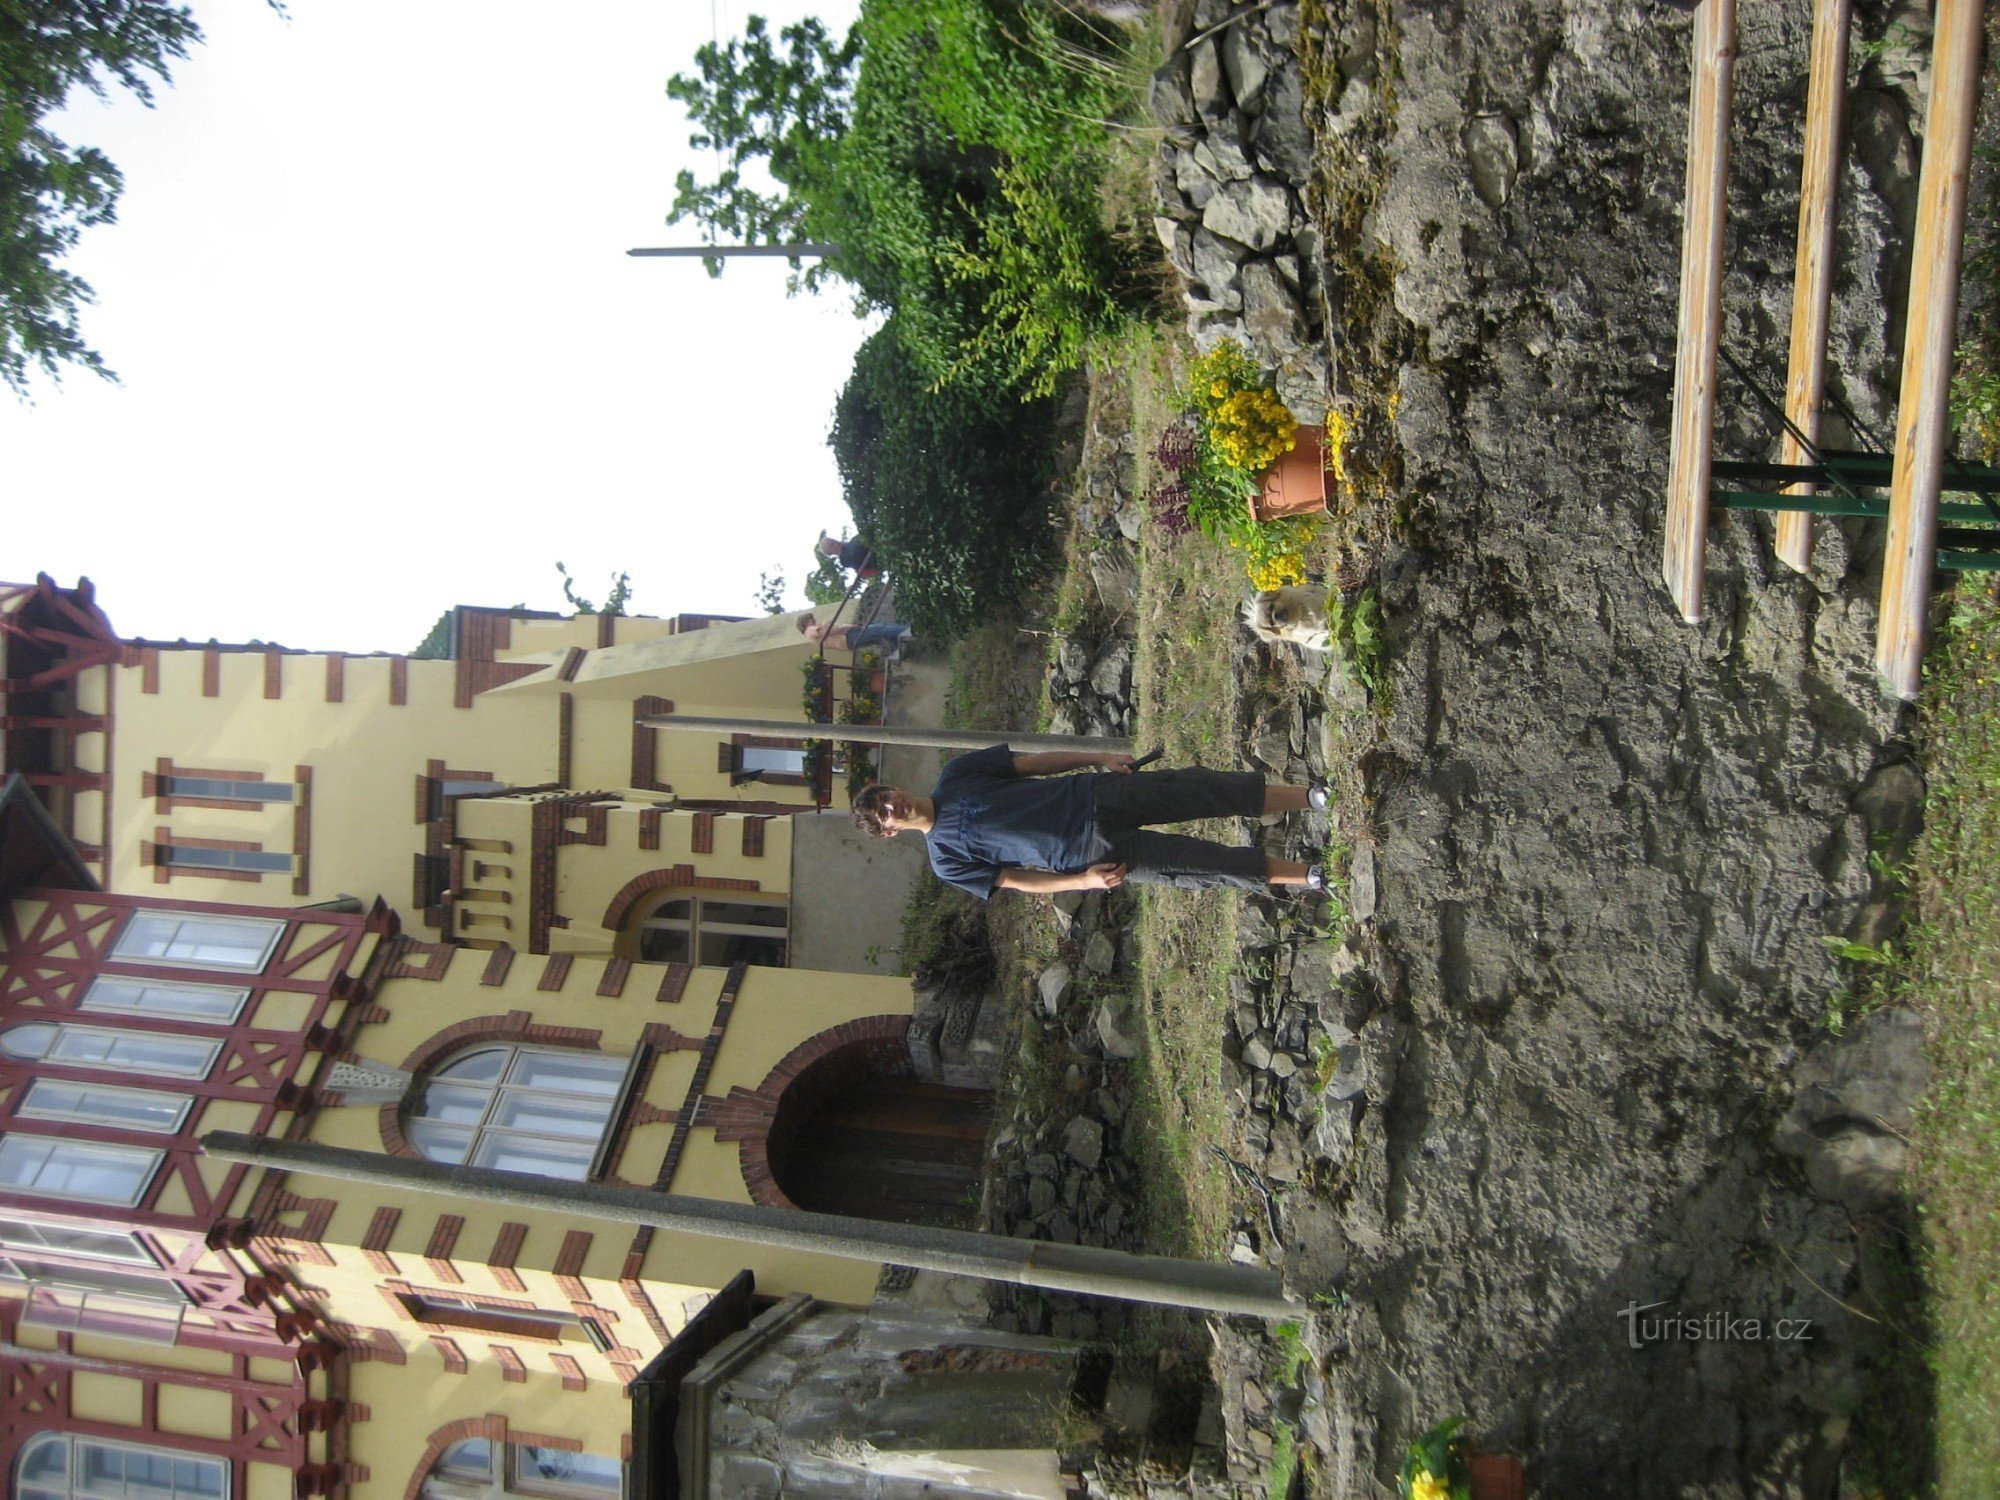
[0,0,868,653]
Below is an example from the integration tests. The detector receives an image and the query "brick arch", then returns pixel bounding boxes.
[403,1415,505,1500]
[705,1015,914,1209]
[401,1416,584,1500]
[601,865,761,933]
[379,1011,605,1158]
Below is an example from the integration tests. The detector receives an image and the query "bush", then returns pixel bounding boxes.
[813,0,1148,397]
[668,0,1155,399]
[830,320,1057,638]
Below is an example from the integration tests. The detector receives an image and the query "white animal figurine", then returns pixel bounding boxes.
[1243,587,1332,651]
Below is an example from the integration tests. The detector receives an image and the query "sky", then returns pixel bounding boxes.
[1,0,869,653]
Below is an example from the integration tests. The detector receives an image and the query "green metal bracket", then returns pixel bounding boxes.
[1718,491,2000,524]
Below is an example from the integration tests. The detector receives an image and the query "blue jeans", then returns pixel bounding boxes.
[842,622,910,652]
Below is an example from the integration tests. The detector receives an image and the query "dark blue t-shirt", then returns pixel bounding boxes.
[926,745,1099,900]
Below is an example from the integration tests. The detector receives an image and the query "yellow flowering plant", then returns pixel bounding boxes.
[1152,339,1313,586]
[1397,1418,1472,1500]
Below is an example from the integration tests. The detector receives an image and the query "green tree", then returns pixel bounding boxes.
[754,568,786,614]
[411,610,452,658]
[830,318,1055,638]
[1,0,210,395]
[664,13,858,282]
[803,550,848,606]
[556,563,632,616]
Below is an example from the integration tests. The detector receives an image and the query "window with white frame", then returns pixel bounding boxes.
[81,976,249,1025]
[422,1439,621,1500]
[1,1023,219,1080]
[0,1218,154,1265]
[0,1136,163,1207]
[17,1081,191,1135]
[16,1433,226,1500]
[111,912,283,972]
[405,1048,626,1181]
[0,1254,190,1343]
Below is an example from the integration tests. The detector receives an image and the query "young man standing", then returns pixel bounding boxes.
[851,746,1328,899]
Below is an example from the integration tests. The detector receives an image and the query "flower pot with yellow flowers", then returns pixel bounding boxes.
[1150,339,1327,587]
[1398,1419,1526,1500]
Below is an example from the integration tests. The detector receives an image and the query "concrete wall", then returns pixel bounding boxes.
[787,811,928,975]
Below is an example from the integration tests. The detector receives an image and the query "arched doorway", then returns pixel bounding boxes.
[765,1035,991,1229]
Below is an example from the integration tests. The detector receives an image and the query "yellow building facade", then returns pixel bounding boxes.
[1,578,1011,1500]
[3,578,879,956]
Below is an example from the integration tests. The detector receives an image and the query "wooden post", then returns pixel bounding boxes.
[1878,0,1984,700]
[1774,0,1852,573]
[1663,0,1736,624]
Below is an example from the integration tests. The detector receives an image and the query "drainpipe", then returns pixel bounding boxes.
[635,714,1132,757]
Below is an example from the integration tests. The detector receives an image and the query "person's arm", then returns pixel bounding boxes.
[1010,751,1135,776]
[994,863,1127,893]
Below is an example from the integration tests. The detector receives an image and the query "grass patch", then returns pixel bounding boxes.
[1265,1421,1300,1500]
[1106,326,1253,1256]
[1897,575,2000,1495]
[942,618,1049,734]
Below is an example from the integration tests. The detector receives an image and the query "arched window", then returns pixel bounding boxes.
[405,1048,625,1180]
[1,1024,218,1080]
[422,1439,620,1499]
[627,892,786,966]
[17,1432,227,1500]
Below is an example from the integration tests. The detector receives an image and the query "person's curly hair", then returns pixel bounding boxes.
[850,784,895,838]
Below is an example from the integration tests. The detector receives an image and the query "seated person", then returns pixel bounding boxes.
[816,530,879,578]
[798,615,911,655]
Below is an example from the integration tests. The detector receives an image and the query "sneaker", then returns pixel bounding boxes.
[1304,864,1328,892]
[1307,781,1331,812]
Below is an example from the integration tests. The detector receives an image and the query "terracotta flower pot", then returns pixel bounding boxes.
[1250,424,1329,523]
[1468,1453,1526,1500]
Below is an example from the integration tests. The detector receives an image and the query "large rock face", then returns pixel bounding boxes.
[1136,0,1945,1494]
[1306,0,1923,1494]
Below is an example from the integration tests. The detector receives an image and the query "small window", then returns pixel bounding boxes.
[739,746,806,776]
[512,1450,622,1500]
[112,913,283,972]
[402,1291,576,1344]
[157,846,292,874]
[18,1081,191,1135]
[637,896,786,967]
[1,1024,219,1080]
[421,1439,621,1500]
[161,776,292,803]
[82,976,249,1025]
[0,1136,163,1207]
[724,736,811,787]
[17,1433,227,1500]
